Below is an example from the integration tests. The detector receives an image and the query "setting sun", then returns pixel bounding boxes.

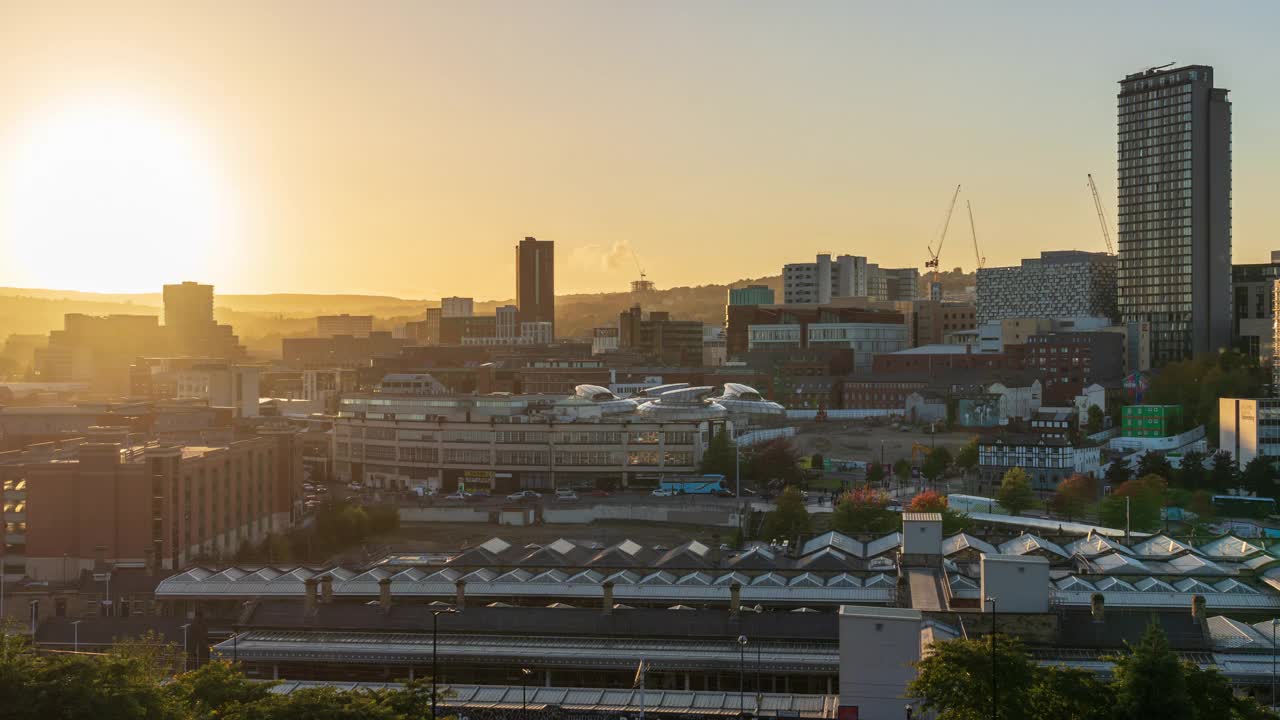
[1,97,236,292]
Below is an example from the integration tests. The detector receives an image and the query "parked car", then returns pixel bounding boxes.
[507,490,542,502]
[587,489,611,497]
[714,489,734,498]
[316,485,329,494]
[466,491,492,502]
[348,482,363,491]
[651,488,678,497]
[554,489,579,502]
[445,491,470,501]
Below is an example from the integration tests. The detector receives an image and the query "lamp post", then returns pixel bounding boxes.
[737,635,748,717]
[181,623,191,672]
[430,607,455,719]
[521,667,532,714]
[71,619,81,655]
[1272,619,1278,708]
[987,596,998,720]
[905,704,914,720]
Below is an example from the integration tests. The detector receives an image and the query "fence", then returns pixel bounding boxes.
[786,409,897,420]
[734,427,797,446]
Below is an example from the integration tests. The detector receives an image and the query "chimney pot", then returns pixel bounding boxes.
[1090,592,1105,623]
[304,577,318,615]
[455,579,467,610]
[602,581,615,615]
[1191,594,1207,624]
[378,577,392,609]
[320,575,334,603]
[730,581,742,617]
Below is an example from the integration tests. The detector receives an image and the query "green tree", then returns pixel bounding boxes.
[700,427,736,479]
[1144,350,1267,439]
[1109,623,1190,720]
[1029,666,1112,720]
[865,463,886,485]
[830,486,898,535]
[997,468,1036,516]
[1209,450,1237,492]
[760,486,811,544]
[1086,404,1105,434]
[746,438,802,485]
[1098,475,1166,532]
[1239,455,1276,499]
[166,661,277,717]
[1135,452,1174,482]
[922,447,952,484]
[908,634,1035,720]
[893,458,912,484]
[1175,450,1206,490]
[1104,459,1133,487]
[1049,473,1099,521]
[954,437,979,479]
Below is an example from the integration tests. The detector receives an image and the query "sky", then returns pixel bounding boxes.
[0,1,1277,299]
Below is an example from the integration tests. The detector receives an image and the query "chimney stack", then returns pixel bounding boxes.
[455,579,467,610]
[1191,594,1207,625]
[730,582,742,618]
[1090,593,1105,623]
[602,581,614,615]
[320,575,334,603]
[378,577,392,610]
[304,577,318,615]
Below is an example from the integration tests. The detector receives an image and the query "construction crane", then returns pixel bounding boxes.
[1087,173,1115,254]
[925,184,962,300]
[630,248,655,294]
[967,200,985,270]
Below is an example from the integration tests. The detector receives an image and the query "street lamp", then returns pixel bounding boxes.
[181,623,191,672]
[737,635,748,716]
[71,619,81,655]
[1271,619,1278,708]
[905,704,914,720]
[521,667,533,714]
[987,596,998,720]
[430,607,456,719]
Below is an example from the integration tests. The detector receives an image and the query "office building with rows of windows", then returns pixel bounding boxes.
[333,383,783,493]
[1116,64,1232,365]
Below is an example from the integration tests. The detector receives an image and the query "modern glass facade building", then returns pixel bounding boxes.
[1116,64,1231,365]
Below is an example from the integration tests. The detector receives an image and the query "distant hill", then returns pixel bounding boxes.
[0,268,982,365]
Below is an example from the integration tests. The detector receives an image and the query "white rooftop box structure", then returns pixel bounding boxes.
[980,554,1050,613]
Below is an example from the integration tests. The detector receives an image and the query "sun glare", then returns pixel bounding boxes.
[1,98,237,292]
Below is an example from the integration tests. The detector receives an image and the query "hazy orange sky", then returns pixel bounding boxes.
[1,1,1277,299]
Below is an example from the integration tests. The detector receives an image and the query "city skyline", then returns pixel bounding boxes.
[1,2,1279,300]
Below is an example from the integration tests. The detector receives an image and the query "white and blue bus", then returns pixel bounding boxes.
[659,474,728,495]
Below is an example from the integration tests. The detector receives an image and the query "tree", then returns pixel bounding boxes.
[1135,452,1174,482]
[700,427,736,479]
[1028,666,1112,720]
[166,661,277,717]
[1175,450,1206,490]
[1109,623,1191,720]
[1086,404,1105,434]
[1104,459,1133,487]
[747,438,802,485]
[1049,474,1099,521]
[865,463,886,485]
[954,437,978,479]
[907,490,948,513]
[1209,450,1237,492]
[908,634,1035,720]
[760,486,811,543]
[893,458,912,484]
[922,447,952,484]
[997,468,1036,516]
[1098,475,1166,532]
[830,486,897,535]
[1144,350,1267,440]
[1239,455,1276,499]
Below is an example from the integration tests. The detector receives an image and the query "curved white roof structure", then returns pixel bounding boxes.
[636,386,728,422]
[712,383,786,422]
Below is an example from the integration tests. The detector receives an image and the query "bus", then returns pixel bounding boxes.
[659,474,728,495]
[1211,495,1277,519]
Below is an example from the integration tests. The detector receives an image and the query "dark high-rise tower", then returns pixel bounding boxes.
[1116,64,1231,365]
[516,236,555,337]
